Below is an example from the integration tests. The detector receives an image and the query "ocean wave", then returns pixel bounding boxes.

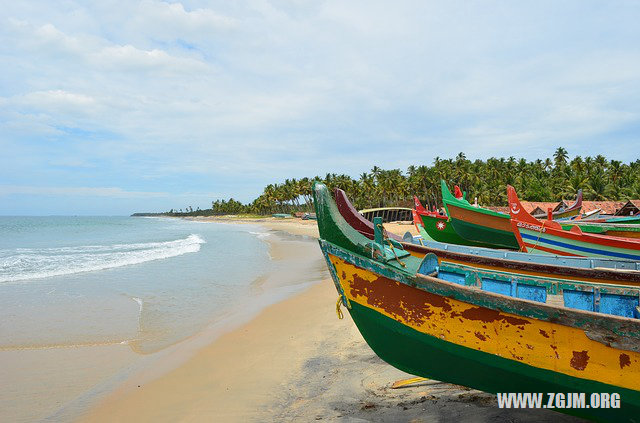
[248,231,270,239]
[0,234,205,283]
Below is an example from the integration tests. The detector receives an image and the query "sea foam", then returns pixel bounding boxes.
[0,234,205,283]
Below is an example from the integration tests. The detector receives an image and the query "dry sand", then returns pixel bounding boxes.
[80,218,582,422]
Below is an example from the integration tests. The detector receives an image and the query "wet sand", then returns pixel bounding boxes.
[80,218,582,422]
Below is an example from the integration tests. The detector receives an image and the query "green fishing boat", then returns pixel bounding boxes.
[441,181,520,249]
[413,196,495,248]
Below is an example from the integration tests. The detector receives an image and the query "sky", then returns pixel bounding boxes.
[1,1,640,215]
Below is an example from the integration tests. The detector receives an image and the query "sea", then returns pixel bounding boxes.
[0,216,325,421]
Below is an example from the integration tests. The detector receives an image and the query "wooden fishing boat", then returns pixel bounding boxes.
[315,182,640,421]
[413,196,495,248]
[508,185,640,260]
[339,186,640,289]
[443,182,590,250]
[532,190,583,219]
[441,181,520,249]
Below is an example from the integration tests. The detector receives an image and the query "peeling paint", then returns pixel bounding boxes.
[570,350,590,371]
[460,307,530,326]
[620,353,631,369]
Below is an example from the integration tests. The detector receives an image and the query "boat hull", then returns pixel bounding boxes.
[516,225,640,261]
[323,246,640,421]
[418,212,492,247]
[507,186,640,261]
[446,202,520,249]
[350,301,635,421]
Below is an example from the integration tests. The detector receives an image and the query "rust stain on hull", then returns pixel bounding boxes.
[349,273,452,326]
[571,350,590,371]
[459,307,530,327]
[620,353,631,369]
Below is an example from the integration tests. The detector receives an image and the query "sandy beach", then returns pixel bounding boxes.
[77,218,581,423]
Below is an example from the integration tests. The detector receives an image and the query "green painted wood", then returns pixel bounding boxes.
[448,213,520,250]
[347,300,639,422]
[373,217,384,245]
[419,213,497,248]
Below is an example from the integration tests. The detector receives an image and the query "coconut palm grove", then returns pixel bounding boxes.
[157,148,640,216]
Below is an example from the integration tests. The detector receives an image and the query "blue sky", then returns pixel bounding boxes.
[1,1,639,215]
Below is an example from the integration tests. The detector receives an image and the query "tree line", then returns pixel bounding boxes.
[162,148,640,216]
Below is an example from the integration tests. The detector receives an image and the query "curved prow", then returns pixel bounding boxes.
[314,183,372,255]
[315,183,412,264]
[507,186,562,229]
[334,188,402,241]
[413,196,427,214]
[563,189,583,213]
[507,185,541,225]
[441,180,453,201]
[441,180,470,206]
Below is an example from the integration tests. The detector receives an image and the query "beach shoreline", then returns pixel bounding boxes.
[1,217,324,422]
[78,218,580,422]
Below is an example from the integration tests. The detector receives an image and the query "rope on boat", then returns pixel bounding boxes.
[388,239,406,267]
[531,220,547,252]
[336,297,344,319]
[374,222,406,267]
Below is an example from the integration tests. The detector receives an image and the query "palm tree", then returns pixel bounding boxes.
[553,147,569,168]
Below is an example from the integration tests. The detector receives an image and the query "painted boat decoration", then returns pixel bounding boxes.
[508,185,640,261]
[339,186,640,289]
[532,190,583,220]
[441,180,520,249]
[413,196,495,248]
[314,181,640,421]
[334,188,403,242]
